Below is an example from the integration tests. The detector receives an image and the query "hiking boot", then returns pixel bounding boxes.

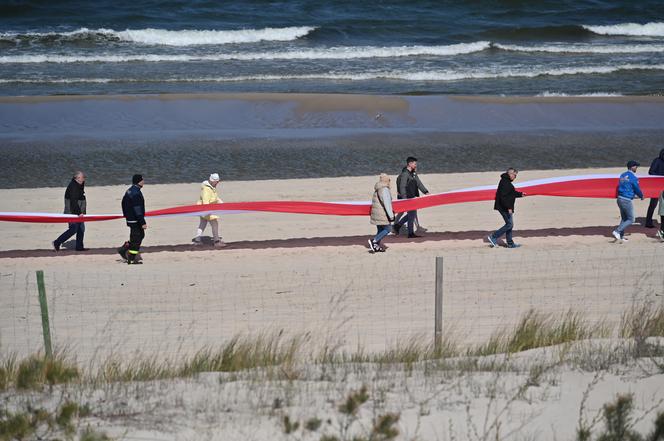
[52,240,60,252]
[408,233,422,238]
[117,246,128,261]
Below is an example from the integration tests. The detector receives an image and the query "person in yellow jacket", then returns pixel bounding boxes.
[192,173,225,247]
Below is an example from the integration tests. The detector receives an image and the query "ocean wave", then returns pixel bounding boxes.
[0,26,317,46]
[583,22,664,37]
[3,40,662,65]
[3,64,663,84]
[493,42,664,54]
[0,42,490,64]
[537,92,624,97]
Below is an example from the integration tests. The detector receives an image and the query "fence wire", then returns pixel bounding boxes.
[1,247,663,363]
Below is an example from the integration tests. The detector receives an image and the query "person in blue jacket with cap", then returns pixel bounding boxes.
[612,161,643,243]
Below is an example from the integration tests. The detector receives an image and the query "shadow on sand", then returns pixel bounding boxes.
[0,224,661,259]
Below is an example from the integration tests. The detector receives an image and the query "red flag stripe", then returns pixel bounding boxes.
[1,174,663,223]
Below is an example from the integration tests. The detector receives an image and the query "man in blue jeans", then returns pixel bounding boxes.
[613,160,644,243]
[487,168,526,248]
[53,171,88,251]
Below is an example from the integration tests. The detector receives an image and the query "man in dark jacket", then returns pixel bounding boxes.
[487,168,526,248]
[117,174,146,264]
[392,156,429,238]
[645,148,664,228]
[53,171,88,251]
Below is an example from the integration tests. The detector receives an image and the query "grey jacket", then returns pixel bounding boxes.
[396,167,429,199]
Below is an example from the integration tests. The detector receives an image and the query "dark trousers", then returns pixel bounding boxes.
[54,222,85,250]
[128,224,145,253]
[492,210,514,245]
[394,210,417,235]
[646,198,659,226]
[120,224,145,260]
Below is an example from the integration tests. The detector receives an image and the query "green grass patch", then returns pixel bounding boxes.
[472,309,609,356]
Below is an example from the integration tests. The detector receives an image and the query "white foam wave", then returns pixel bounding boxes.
[583,22,664,37]
[537,91,624,97]
[0,26,317,46]
[3,63,663,84]
[494,42,664,54]
[0,42,490,64]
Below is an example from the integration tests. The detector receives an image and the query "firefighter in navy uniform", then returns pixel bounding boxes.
[118,174,147,264]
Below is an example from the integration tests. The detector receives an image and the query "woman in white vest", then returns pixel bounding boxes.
[368,173,395,253]
[192,173,225,247]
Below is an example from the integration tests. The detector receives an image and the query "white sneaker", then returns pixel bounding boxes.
[368,239,376,254]
[487,235,498,248]
[612,230,621,241]
[657,230,664,241]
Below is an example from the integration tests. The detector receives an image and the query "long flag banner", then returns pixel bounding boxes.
[1,174,663,224]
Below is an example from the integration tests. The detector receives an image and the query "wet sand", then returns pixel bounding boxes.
[2,93,664,188]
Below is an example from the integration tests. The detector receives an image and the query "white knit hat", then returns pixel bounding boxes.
[209,173,220,182]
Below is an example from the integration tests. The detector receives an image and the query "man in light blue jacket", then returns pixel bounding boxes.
[612,160,644,243]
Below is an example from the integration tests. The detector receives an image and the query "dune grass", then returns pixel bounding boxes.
[472,309,611,357]
[0,351,79,391]
[1,305,662,391]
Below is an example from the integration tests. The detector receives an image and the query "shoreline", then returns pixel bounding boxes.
[3,92,664,104]
[1,129,663,188]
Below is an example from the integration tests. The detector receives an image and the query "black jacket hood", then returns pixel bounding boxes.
[659,149,664,161]
[500,172,511,181]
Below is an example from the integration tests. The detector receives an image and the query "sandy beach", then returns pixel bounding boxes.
[1,167,663,440]
[1,167,663,360]
[4,0,664,436]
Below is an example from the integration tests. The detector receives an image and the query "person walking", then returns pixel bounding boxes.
[117,174,146,264]
[52,171,88,251]
[657,189,664,242]
[392,156,429,238]
[368,173,395,253]
[192,173,225,247]
[612,161,643,243]
[487,168,526,248]
[645,148,664,228]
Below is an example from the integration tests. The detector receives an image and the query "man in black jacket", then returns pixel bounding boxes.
[392,156,429,238]
[53,171,88,251]
[117,174,146,264]
[645,148,664,228]
[487,168,526,248]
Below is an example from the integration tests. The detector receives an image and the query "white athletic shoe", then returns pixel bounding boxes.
[487,235,498,248]
[657,230,664,241]
[368,239,376,254]
[612,230,621,241]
